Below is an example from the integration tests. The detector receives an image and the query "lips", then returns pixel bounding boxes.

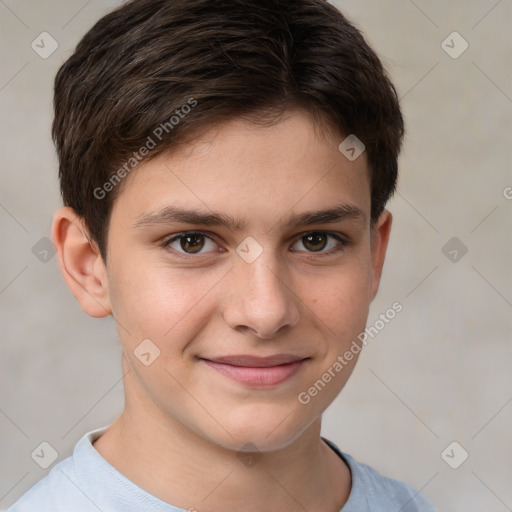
[205,354,306,367]
[200,354,309,386]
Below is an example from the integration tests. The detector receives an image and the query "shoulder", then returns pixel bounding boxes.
[4,456,97,512]
[5,427,110,512]
[342,452,437,512]
[322,438,437,512]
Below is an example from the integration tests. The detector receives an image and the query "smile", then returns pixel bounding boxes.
[200,355,309,387]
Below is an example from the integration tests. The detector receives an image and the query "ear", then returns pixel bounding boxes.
[51,207,112,318]
[369,209,393,302]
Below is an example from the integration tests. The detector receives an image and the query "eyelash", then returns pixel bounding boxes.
[161,230,349,259]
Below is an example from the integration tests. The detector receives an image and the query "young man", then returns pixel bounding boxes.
[7,0,437,510]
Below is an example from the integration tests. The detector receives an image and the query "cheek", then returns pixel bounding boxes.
[107,260,223,350]
[298,271,371,406]
[306,264,372,339]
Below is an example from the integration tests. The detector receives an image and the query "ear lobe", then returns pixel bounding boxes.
[369,209,393,302]
[51,207,112,318]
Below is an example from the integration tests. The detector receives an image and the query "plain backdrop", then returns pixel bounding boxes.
[1,1,511,510]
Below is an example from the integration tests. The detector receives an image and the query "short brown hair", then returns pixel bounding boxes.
[52,0,404,261]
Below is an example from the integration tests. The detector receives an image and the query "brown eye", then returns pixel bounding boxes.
[291,231,347,254]
[180,234,205,253]
[302,233,328,252]
[165,232,218,255]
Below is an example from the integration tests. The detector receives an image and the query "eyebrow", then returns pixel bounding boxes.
[132,203,366,232]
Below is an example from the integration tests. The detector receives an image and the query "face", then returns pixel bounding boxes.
[100,110,390,452]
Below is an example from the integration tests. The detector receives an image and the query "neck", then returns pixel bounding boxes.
[94,407,351,511]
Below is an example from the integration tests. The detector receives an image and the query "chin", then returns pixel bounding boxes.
[201,406,316,453]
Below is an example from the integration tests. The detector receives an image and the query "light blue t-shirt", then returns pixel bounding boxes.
[6,426,437,511]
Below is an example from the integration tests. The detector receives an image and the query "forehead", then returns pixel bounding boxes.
[111,110,371,228]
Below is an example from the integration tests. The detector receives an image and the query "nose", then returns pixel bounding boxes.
[222,253,301,339]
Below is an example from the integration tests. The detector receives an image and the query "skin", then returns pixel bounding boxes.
[52,110,392,511]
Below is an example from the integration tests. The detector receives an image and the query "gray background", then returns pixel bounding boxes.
[1,0,511,510]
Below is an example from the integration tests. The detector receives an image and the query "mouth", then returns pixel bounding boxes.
[199,354,310,387]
